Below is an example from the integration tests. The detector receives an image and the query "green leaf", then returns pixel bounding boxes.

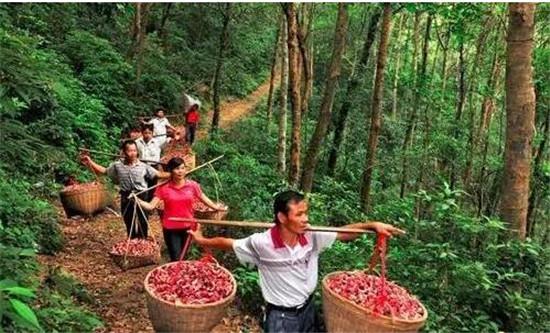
[3,287,35,298]
[9,299,41,329]
[18,248,36,257]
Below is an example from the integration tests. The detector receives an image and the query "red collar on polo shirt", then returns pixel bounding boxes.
[270,225,308,249]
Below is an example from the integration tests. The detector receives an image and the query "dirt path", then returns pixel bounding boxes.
[38,75,278,332]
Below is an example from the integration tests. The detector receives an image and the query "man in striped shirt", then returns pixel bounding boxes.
[81,140,169,238]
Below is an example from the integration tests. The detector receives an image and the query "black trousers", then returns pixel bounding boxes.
[263,297,317,333]
[163,228,191,261]
[120,191,149,239]
[186,123,197,145]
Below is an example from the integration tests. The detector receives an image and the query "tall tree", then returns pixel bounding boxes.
[500,3,536,241]
[327,8,381,176]
[131,3,152,82]
[297,3,314,118]
[527,105,549,237]
[266,19,282,127]
[283,3,302,186]
[449,37,467,190]
[463,16,495,187]
[157,3,173,45]
[211,3,232,135]
[399,12,431,198]
[391,14,407,120]
[278,14,289,174]
[301,3,349,192]
[476,48,503,215]
[360,3,392,212]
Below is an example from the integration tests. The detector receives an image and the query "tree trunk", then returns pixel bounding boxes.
[500,3,536,242]
[476,54,502,216]
[298,4,313,118]
[439,26,451,92]
[399,13,430,198]
[210,3,232,135]
[283,3,302,186]
[360,4,392,212]
[266,21,282,128]
[463,17,494,188]
[449,39,467,190]
[327,8,381,176]
[527,105,549,237]
[132,3,152,82]
[391,14,407,120]
[301,4,349,192]
[278,15,289,175]
[158,3,173,45]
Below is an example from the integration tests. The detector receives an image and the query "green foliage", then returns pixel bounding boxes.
[37,268,102,332]
[0,170,63,255]
[232,267,262,314]
[0,280,42,332]
[196,109,549,331]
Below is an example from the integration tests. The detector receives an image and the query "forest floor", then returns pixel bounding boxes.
[38,76,278,332]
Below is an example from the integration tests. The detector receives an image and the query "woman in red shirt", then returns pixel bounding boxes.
[135,157,226,261]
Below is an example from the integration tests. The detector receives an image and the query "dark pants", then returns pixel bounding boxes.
[121,191,149,239]
[186,123,197,145]
[263,297,316,333]
[163,228,191,261]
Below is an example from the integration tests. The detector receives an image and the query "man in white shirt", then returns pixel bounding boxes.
[189,190,405,333]
[143,108,176,145]
[135,123,164,200]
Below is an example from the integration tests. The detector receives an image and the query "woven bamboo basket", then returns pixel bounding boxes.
[194,202,228,221]
[322,271,428,333]
[109,239,161,270]
[59,182,113,217]
[144,261,237,333]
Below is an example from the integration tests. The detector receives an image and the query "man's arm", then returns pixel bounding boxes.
[336,221,406,242]
[80,155,107,174]
[188,225,235,251]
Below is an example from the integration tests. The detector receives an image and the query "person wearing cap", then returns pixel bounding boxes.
[188,190,405,333]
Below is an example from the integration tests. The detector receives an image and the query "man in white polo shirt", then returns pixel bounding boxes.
[189,190,405,332]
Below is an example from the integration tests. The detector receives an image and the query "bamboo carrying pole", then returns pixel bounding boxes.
[131,155,225,196]
[78,148,163,165]
[168,218,374,234]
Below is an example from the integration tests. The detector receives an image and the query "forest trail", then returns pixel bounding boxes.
[198,74,278,138]
[37,75,278,332]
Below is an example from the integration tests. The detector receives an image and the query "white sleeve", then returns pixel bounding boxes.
[312,232,337,252]
[233,236,260,266]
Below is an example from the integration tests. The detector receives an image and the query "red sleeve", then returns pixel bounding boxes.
[154,185,165,200]
[192,181,203,199]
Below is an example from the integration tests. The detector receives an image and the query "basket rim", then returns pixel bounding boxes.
[60,184,108,196]
[144,261,237,309]
[109,238,161,257]
[194,201,227,213]
[322,270,428,324]
[109,251,160,259]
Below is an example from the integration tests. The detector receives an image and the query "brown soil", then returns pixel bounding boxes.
[38,75,278,332]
